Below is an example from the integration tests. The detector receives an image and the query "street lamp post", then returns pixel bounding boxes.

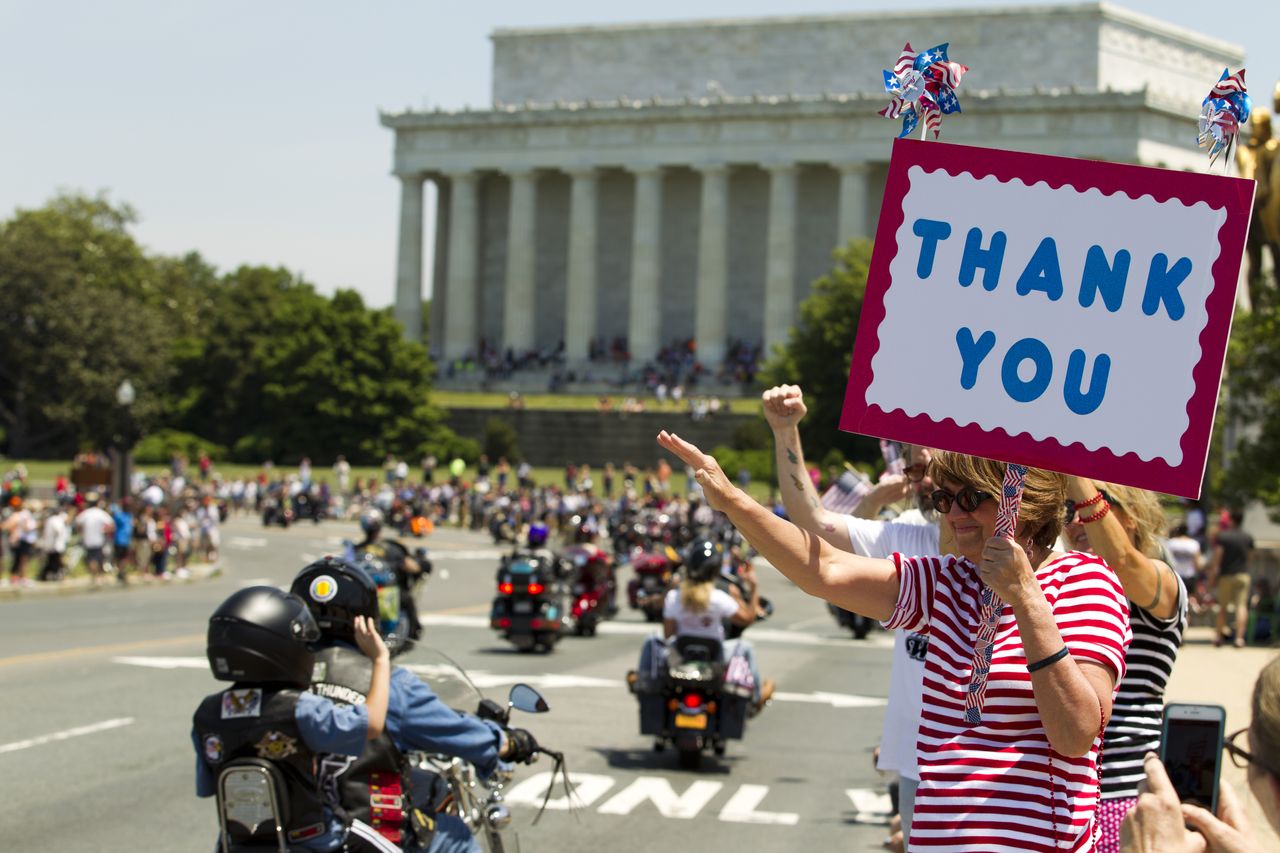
[113,380,136,501]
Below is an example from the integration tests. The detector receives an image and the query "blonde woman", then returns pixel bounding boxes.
[1063,478,1188,853]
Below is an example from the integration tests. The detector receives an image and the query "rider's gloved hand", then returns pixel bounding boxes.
[502,728,539,764]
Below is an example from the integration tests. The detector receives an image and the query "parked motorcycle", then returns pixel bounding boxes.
[561,543,616,637]
[491,554,568,652]
[828,603,876,639]
[407,648,570,853]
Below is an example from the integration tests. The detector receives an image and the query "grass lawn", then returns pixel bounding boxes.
[432,389,762,415]
[4,459,777,504]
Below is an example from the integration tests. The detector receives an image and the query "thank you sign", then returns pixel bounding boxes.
[840,139,1254,497]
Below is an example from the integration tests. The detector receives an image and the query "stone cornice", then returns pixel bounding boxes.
[380,87,1194,130]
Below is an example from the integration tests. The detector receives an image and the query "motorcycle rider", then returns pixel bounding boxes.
[351,509,425,642]
[291,557,540,853]
[631,537,774,711]
[192,585,390,851]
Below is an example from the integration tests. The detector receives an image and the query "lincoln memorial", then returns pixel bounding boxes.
[381,2,1242,368]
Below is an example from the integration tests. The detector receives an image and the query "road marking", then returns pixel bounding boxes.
[771,691,886,709]
[399,663,621,691]
[228,537,268,549]
[597,777,723,818]
[0,632,206,669]
[845,788,893,825]
[239,577,274,587]
[718,784,800,825]
[113,656,207,669]
[504,771,616,810]
[0,718,135,755]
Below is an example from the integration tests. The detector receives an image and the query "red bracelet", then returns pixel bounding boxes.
[1075,491,1106,510]
[1079,501,1110,524]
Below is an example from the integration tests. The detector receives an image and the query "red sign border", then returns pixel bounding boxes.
[839,138,1255,498]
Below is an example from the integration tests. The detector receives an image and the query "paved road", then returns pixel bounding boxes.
[0,516,898,852]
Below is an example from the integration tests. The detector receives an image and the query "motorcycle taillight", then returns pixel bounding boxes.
[527,582,545,595]
[682,693,704,710]
[498,582,514,595]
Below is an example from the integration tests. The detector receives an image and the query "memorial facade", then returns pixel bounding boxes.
[381,2,1243,366]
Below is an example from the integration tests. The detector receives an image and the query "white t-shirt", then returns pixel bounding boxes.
[1165,535,1202,580]
[662,587,739,642]
[76,507,114,548]
[43,513,70,553]
[845,514,939,781]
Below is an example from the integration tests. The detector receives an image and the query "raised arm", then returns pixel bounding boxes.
[1066,477,1179,621]
[761,385,854,550]
[659,430,899,619]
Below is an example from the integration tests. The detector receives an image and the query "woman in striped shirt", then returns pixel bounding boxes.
[657,431,1131,851]
[1061,479,1187,853]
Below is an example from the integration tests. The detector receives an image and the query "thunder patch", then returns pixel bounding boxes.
[203,734,224,762]
[254,731,299,760]
[309,575,339,603]
[222,688,263,719]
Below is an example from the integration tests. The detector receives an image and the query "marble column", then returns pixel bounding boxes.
[764,162,798,353]
[628,166,663,365]
[503,168,538,354]
[564,168,598,364]
[836,162,870,246]
[694,163,730,366]
[442,170,479,361]
[394,173,425,343]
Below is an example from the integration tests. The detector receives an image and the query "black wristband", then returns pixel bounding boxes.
[1027,646,1070,673]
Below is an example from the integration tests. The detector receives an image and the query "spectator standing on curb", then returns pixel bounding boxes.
[75,494,114,585]
[40,502,70,582]
[172,506,193,574]
[421,453,436,484]
[198,450,211,482]
[334,454,351,494]
[197,497,220,562]
[110,499,135,584]
[2,497,39,586]
[1208,508,1255,648]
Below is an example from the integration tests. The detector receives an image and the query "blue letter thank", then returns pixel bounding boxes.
[912,218,952,279]
[959,227,1007,291]
[1015,237,1064,302]
[1142,254,1191,321]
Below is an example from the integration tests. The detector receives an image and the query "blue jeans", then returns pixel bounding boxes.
[426,815,479,853]
[636,634,763,704]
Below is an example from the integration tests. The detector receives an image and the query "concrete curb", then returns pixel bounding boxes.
[0,562,222,602]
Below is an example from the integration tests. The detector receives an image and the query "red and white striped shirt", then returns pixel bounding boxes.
[885,551,1131,852]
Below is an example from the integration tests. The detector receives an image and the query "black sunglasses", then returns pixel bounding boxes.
[1225,728,1280,778]
[1064,490,1123,523]
[930,486,993,514]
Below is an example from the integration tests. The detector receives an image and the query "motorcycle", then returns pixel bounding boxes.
[626,547,678,623]
[635,634,754,770]
[561,543,616,637]
[491,554,568,652]
[345,538,432,657]
[291,490,325,524]
[407,648,571,853]
[260,493,293,527]
[828,603,876,639]
[488,508,518,545]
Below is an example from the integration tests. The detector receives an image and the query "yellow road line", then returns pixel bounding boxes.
[424,603,490,616]
[0,632,206,669]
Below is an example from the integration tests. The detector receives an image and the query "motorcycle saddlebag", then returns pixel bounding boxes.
[638,694,666,736]
[718,694,749,740]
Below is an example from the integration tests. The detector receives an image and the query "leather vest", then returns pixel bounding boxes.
[310,644,410,843]
[192,686,328,846]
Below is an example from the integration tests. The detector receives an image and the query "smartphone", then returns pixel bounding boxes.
[1160,703,1227,814]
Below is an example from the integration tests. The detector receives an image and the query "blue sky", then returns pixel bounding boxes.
[2,0,1271,309]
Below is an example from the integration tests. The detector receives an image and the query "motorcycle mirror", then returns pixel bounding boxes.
[508,683,550,714]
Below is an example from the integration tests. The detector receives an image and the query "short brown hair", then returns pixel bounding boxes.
[927,452,1066,549]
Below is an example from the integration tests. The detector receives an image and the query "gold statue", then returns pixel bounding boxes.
[1237,83,1279,303]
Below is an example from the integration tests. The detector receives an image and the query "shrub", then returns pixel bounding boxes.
[134,429,227,465]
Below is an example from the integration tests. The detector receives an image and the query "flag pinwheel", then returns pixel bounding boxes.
[1198,68,1251,167]
[879,42,968,139]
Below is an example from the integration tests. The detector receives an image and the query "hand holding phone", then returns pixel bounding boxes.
[1159,703,1227,815]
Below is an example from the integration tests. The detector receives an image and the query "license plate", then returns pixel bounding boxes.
[514,601,532,614]
[674,714,707,730]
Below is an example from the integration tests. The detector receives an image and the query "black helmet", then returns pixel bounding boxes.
[360,508,383,537]
[290,557,378,643]
[206,587,320,687]
[684,538,722,584]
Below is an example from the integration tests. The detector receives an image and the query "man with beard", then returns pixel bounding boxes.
[762,384,947,849]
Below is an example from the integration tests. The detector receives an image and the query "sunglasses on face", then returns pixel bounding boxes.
[1064,489,1123,523]
[1225,728,1280,779]
[930,486,993,514]
[904,463,927,483]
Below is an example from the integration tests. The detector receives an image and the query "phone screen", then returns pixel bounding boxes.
[1163,718,1222,809]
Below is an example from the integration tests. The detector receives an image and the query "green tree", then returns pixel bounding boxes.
[0,193,174,457]
[1221,288,1280,516]
[759,239,880,465]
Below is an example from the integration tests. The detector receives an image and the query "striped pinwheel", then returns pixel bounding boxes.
[1199,68,1251,167]
[879,42,968,139]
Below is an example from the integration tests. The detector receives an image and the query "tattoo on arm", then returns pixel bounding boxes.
[789,474,806,492]
[808,496,818,509]
[822,523,836,533]
[1142,562,1173,613]
[786,448,798,465]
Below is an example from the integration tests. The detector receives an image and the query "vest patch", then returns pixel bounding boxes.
[311,660,328,682]
[309,575,339,603]
[313,682,367,705]
[222,688,262,719]
[255,730,299,760]
[203,734,223,762]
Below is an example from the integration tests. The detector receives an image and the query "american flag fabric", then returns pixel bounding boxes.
[964,463,1027,725]
[1199,68,1251,166]
[879,42,968,139]
[879,439,905,477]
[820,469,872,515]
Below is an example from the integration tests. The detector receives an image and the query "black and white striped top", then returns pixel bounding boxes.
[1100,570,1188,800]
